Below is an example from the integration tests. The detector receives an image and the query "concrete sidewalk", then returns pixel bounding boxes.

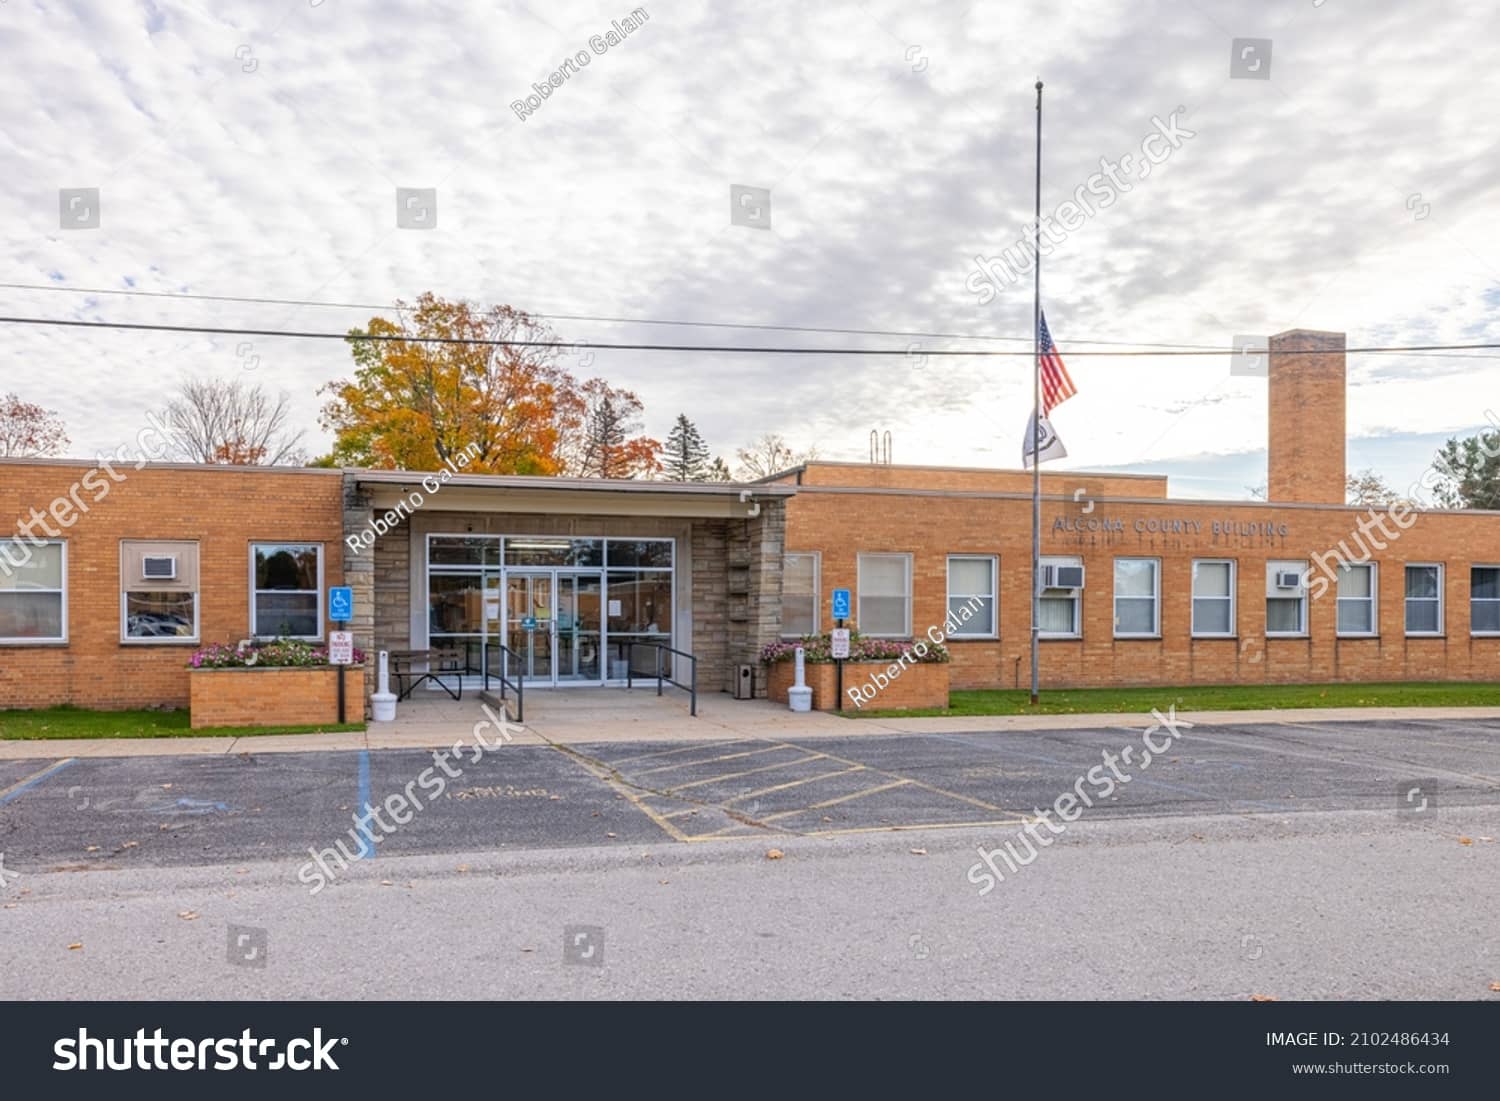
[3,687,1500,758]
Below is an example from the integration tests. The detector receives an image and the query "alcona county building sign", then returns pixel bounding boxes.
[1052,514,1291,538]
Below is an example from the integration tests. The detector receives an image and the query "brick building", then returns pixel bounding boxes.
[2,328,1497,714]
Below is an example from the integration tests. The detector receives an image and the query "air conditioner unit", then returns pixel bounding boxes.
[1041,564,1085,590]
[142,555,178,581]
[1275,570,1304,590]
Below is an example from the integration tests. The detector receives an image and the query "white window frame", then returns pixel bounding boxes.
[1335,561,1378,638]
[856,552,912,638]
[1404,563,1443,637]
[1471,564,1500,637]
[780,552,821,638]
[946,554,998,639]
[1113,557,1161,639]
[121,541,200,645]
[1265,560,1308,638]
[1038,554,1082,639]
[0,539,67,645]
[1190,558,1236,638]
[250,542,326,641]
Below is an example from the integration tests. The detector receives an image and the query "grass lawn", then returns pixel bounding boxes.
[0,706,366,740]
[851,681,1500,718]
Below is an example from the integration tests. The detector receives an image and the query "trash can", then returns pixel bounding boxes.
[734,663,756,699]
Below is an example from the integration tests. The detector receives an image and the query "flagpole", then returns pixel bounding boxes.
[1030,79,1043,706]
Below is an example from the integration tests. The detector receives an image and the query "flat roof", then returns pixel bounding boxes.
[758,459,1169,483]
[350,469,796,497]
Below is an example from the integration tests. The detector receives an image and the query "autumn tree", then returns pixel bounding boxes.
[320,295,575,473]
[164,377,306,466]
[0,393,69,457]
[559,378,661,478]
[734,432,818,480]
[662,414,710,480]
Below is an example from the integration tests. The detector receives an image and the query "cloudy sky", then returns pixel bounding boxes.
[2,0,1498,497]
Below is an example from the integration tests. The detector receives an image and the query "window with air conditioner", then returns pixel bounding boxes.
[1265,560,1308,636]
[121,541,199,642]
[1038,556,1082,639]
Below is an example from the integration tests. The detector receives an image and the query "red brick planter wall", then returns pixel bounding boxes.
[765,660,949,712]
[189,666,365,729]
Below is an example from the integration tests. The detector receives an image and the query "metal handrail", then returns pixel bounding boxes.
[623,640,697,717]
[483,640,526,723]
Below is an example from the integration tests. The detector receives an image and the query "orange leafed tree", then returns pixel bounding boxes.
[0,393,69,457]
[320,295,574,474]
[321,295,660,477]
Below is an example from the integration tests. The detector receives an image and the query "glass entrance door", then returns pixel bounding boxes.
[505,571,554,684]
[502,570,605,685]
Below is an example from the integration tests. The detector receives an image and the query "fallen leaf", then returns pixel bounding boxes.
[1490,981,1500,992]
[821,816,833,822]
[67,942,83,951]
[456,864,469,873]
[161,784,172,790]
[659,880,670,885]
[118,841,139,850]
[520,947,535,953]
[549,795,561,801]
[84,845,100,853]
[1460,837,1474,846]
[605,832,617,838]
[1249,994,1278,1002]
[3,903,16,909]
[909,848,928,856]
[1479,837,1495,843]
[380,880,393,886]
[177,910,199,921]
[765,848,785,860]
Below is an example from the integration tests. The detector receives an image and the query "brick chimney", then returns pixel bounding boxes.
[1267,329,1346,504]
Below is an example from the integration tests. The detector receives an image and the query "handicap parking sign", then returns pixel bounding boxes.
[522,615,538,631]
[329,586,353,622]
[831,588,851,620]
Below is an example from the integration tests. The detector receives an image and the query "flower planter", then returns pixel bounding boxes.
[766,659,948,712]
[189,666,365,729]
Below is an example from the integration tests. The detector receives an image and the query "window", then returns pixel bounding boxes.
[857,553,911,637]
[1038,555,1082,638]
[1266,560,1307,636]
[1405,564,1442,636]
[781,553,819,637]
[121,541,199,642]
[252,543,324,639]
[946,555,997,638]
[1191,559,1235,637]
[1471,567,1500,635]
[1113,557,1160,637]
[0,540,66,643]
[1336,562,1377,636]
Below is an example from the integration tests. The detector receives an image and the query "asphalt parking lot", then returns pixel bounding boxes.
[1,717,1497,871]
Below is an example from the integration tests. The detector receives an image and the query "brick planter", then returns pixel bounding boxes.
[765,660,949,712]
[189,666,365,729]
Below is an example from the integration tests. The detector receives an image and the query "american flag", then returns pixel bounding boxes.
[1038,311,1077,414]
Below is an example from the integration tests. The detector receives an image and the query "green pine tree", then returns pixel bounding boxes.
[662,414,711,481]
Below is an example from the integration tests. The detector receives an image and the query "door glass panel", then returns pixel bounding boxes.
[558,574,603,681]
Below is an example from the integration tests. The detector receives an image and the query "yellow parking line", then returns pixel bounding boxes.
[546,745,690,842]
[772,739,1015,815]
[723,767,864,805]
[607,740,755,767]
[632,744,797,777]
[665,755,828,793]
[760,779,911,821]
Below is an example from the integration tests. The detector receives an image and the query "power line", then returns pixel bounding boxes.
[2,314,1498,358]
[0,280,1216,350]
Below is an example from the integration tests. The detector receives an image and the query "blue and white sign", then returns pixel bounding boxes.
[522,615,538,631]
[329,586,354,622]
[831,588,852,621]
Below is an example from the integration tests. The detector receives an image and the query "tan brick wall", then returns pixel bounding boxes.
[0,462,345,711]
[1269,329,1347,505]
[771,461,1169,499]
[766,658,948,711]
[188,666,364,728]
[784,485,1500,690]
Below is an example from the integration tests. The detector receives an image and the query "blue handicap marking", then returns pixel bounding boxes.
[831,588,852,621]
[329,586,354,622]
[522,615,538,631]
